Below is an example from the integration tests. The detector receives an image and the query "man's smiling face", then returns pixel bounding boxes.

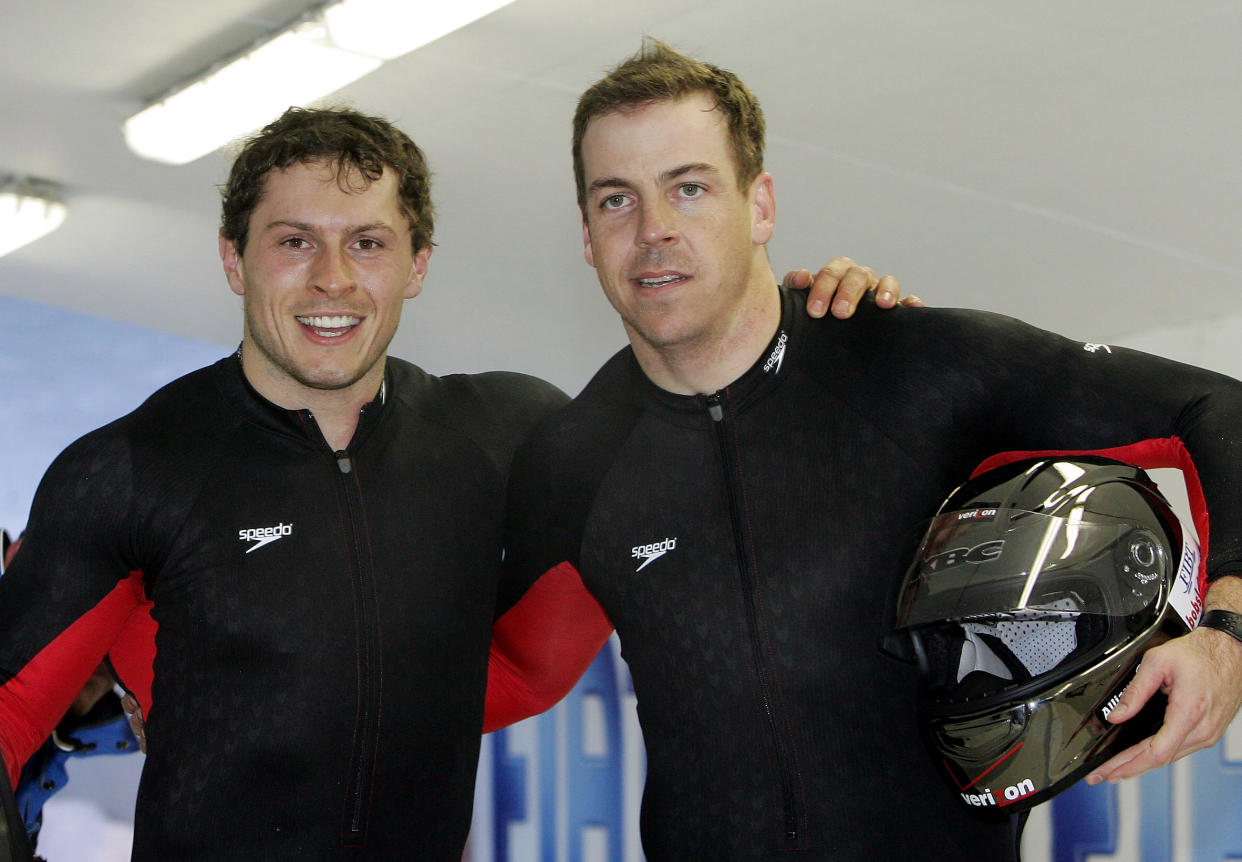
[220,159,428,407]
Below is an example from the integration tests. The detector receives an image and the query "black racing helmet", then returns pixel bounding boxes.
[888,456,1203,815]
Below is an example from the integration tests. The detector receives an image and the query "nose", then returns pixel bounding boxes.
[309,246,356,297]
[635,197,679,249]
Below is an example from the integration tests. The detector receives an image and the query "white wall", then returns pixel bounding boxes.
[1118,310,1242,380]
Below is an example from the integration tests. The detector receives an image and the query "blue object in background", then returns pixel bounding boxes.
[1188,735,1242,859]
[0,295,226,533]
[493,644,630,862]
[1053,780,1118,861]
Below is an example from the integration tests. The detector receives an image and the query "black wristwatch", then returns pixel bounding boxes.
[1197,609,1242,646]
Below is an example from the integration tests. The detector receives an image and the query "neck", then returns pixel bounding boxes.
[300,389,376,452]
[632,277,782,396]
[237,345,382,451]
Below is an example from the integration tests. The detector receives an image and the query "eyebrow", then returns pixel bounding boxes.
[263,220,396,236]
[586,162,722,196]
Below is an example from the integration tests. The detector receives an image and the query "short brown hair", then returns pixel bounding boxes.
[220,107,434,256]
[572,39,765,208]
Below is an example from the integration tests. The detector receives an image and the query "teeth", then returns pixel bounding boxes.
[297,315,360,329]
[638,275,684,286]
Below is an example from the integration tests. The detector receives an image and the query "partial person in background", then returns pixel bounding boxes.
[1,532,139,857]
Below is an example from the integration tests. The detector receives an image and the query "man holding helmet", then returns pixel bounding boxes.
[494,39,1242,860]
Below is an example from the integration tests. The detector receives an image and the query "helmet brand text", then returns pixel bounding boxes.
[960,777,1036,808]
[924,540,1005,574]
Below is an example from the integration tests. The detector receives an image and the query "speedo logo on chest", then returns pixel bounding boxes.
[238,522,293,554]
[632,537,677,571]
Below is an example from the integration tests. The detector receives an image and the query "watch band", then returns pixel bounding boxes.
[1197,609,1242,646]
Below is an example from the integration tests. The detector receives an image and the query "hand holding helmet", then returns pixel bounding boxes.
[1085,572,1242,785]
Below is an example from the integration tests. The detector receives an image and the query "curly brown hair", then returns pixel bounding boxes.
[572,39,765,209]
[220,106,434,255]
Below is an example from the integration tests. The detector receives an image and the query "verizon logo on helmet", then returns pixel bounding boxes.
[239,522,293,554]
[960,777,1036,808]
[632,537,677,571]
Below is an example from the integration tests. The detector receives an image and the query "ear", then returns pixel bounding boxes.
[749,172,775,246]
[405,245,432,299]
[220,233,246,297]
[581,208,596,268]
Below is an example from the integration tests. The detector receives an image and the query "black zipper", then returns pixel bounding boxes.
[704,391,804,848]
[294,403,382,846]
[332,443,380,846]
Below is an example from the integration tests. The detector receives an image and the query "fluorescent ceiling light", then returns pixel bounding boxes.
[124,0,516,166]
[323,0,516,60]
[0,177,67,259]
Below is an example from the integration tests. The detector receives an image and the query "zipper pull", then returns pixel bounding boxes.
[335,450,352,474]
[704,393,724,422]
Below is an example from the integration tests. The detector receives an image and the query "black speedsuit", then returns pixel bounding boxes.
[502,289,1242,861]
[0,354,566,860]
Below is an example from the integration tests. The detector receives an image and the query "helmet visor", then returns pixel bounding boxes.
[894,508,1172,630]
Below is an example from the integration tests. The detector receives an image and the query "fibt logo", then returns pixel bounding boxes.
[1171,536,1204,627]
[632,537,677,571]
[239,522,293,554]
